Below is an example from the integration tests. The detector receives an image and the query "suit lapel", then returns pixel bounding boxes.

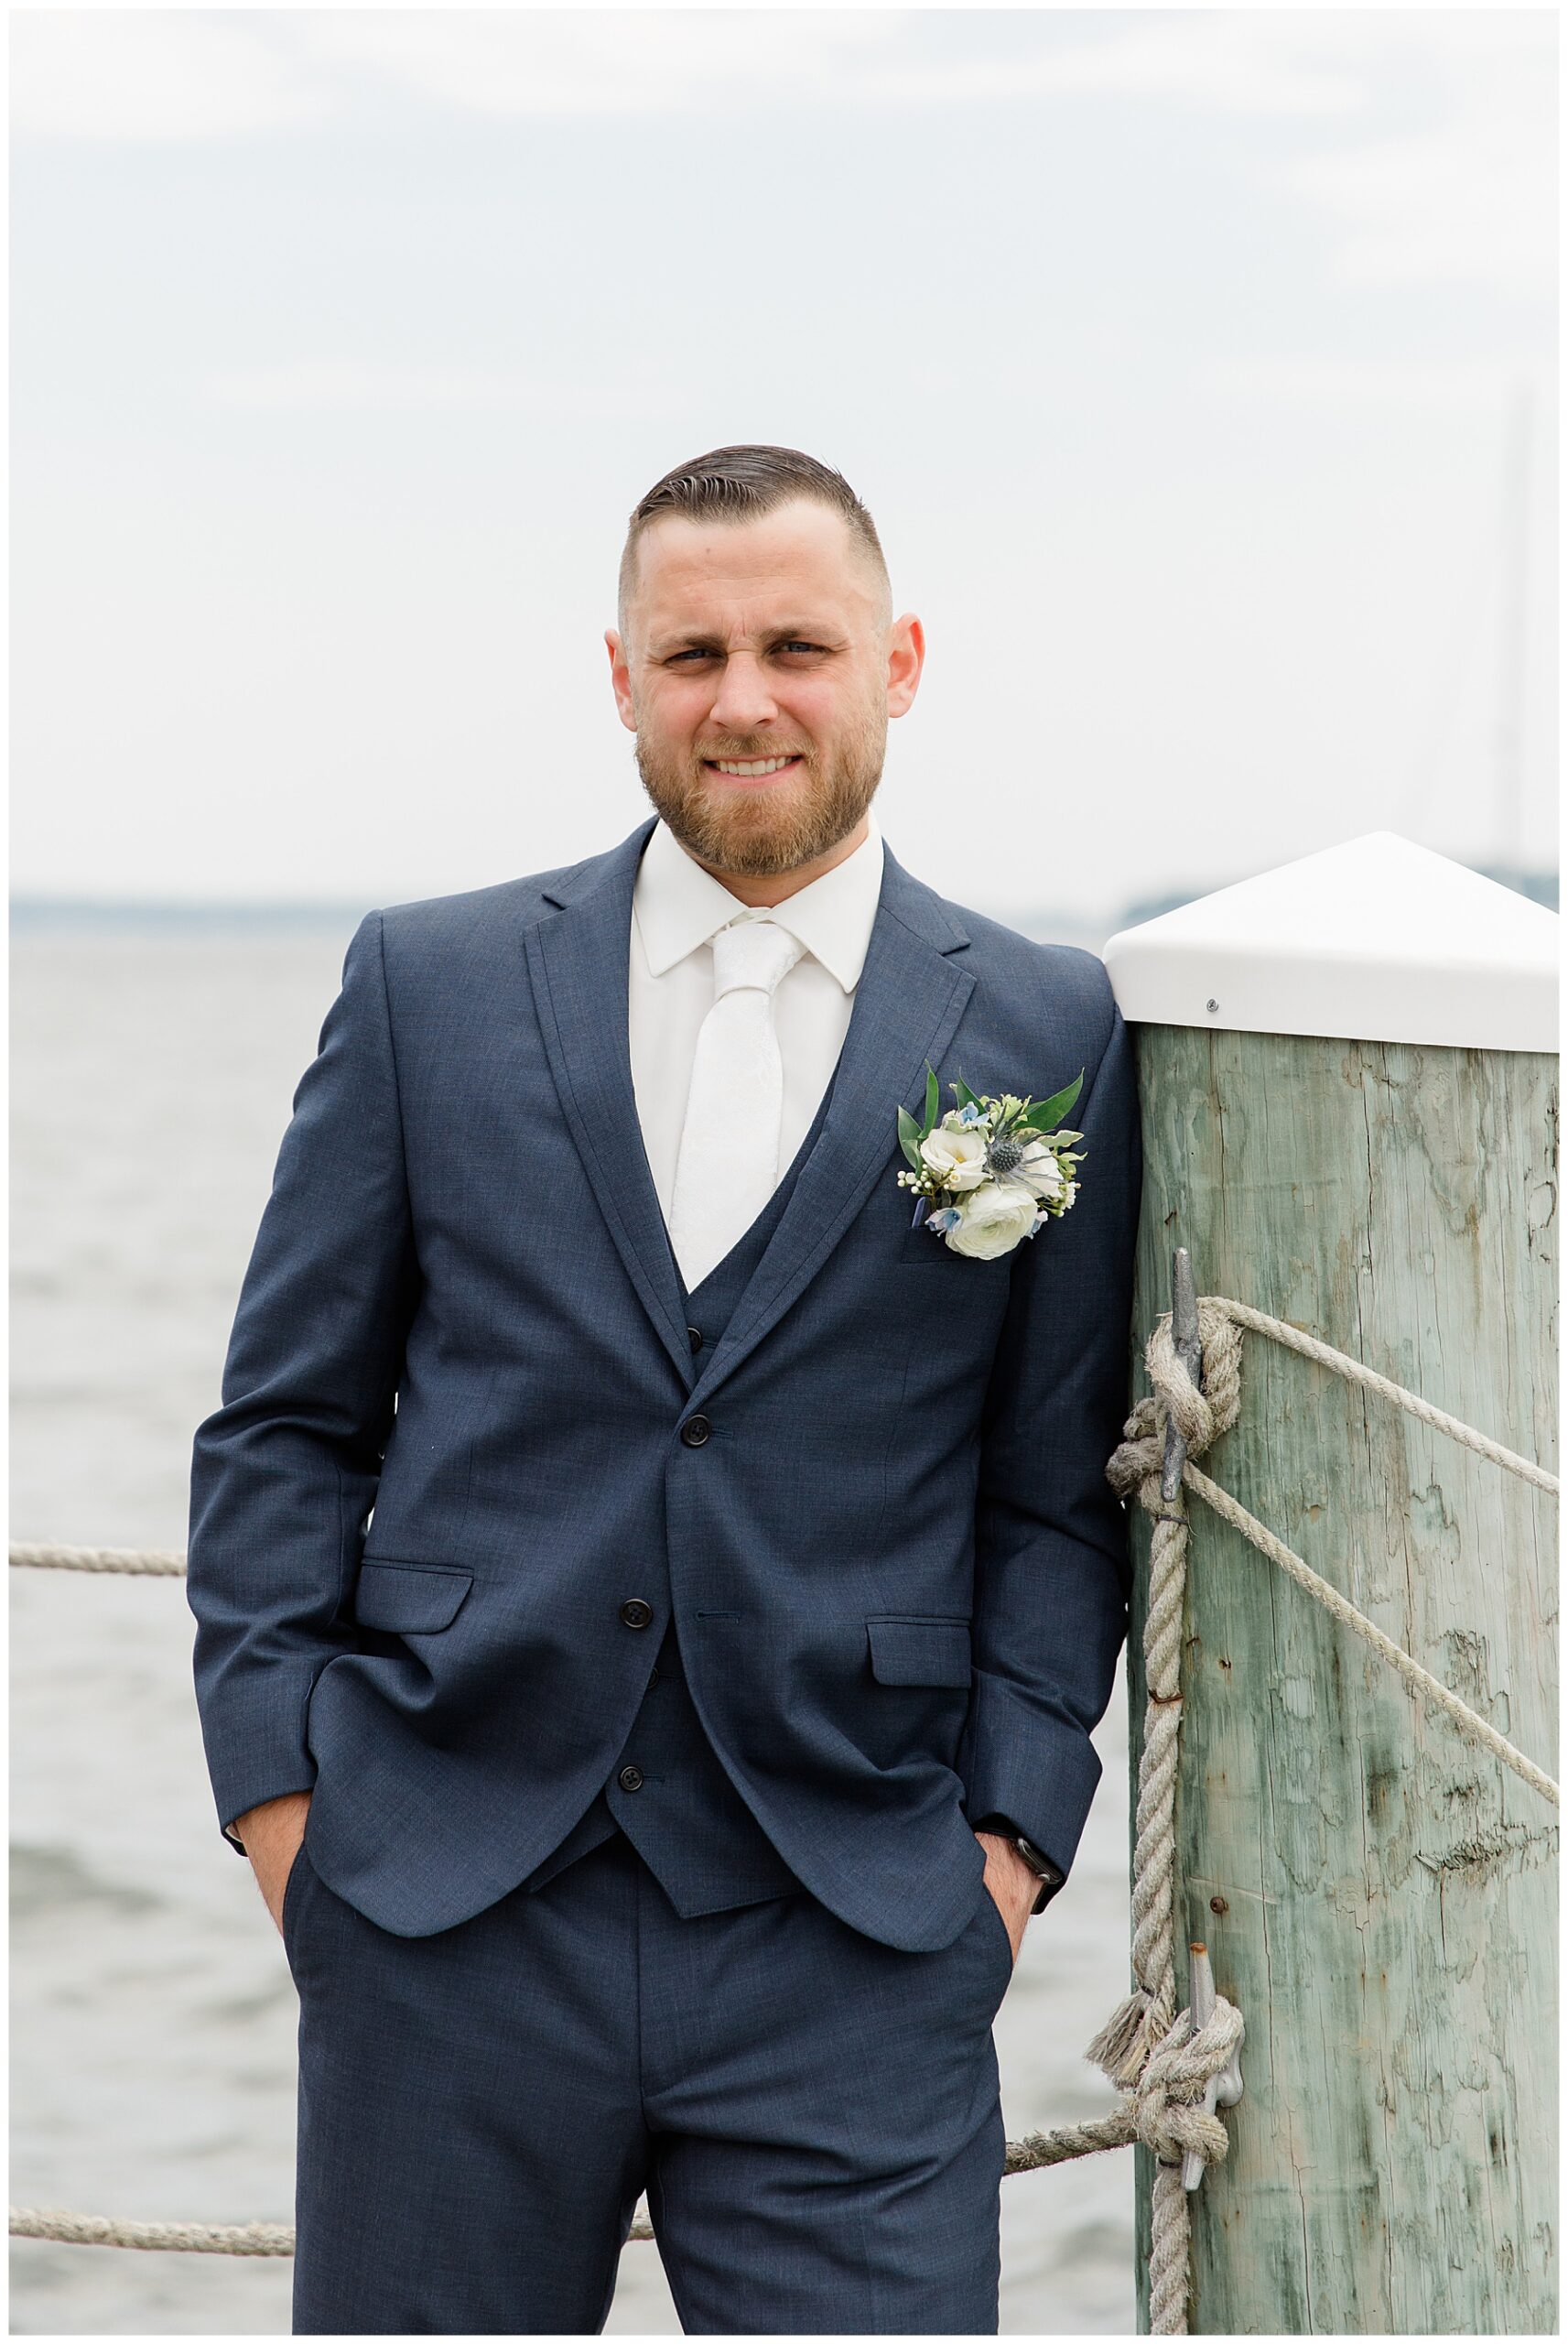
[523,820,978,1401]
[689,843,975,1410]
[523,818,697,1383]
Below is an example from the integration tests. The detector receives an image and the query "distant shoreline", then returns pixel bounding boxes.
[7,894,1114,948]
[10,899,372,934]
[10,863,1557,940]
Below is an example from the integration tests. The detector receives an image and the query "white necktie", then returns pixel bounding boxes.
[667,913,806,1291]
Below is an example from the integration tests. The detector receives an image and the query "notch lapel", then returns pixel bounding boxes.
[689,844,976,1411]
[523,819,697,1383]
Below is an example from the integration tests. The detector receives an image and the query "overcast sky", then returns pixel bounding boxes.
[10,8,1557,921]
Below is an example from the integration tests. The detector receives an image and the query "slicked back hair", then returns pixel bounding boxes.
[618,444,891,634]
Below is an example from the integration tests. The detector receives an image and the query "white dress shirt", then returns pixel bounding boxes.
[628,808,885,1230]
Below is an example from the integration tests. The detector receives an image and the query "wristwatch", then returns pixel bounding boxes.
[973,1816,1066,1915]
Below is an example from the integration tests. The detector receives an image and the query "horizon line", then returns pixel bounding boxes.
[11,859,1559,927]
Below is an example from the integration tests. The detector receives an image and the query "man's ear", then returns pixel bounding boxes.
[887,613,925,720]
[605,628,637,732]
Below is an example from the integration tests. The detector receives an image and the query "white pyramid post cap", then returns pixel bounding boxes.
[1102,833,1558,1052]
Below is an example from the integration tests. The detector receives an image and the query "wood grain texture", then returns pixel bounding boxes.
[1125,1029,1558,2335]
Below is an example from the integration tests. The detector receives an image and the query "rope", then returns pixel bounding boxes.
[9,2208,294,2255]
[16,1304,1548,1581]
[1095,1293,1559,2329]
[9,1545,185,1575]
[7,2206,655,2252]
[11,1294,1554,2317]
[15,2066,1250,2255]
[1183,1462,1559,1807]
[1106,1308,1559,1809]
[1007,1994,1242,2173]
[1211,1297,1559,1496]
[1085,1299,1244,2331]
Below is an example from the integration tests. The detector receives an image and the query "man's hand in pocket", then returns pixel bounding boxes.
[232,1790,313,1934]
[975,1829,1038,1966]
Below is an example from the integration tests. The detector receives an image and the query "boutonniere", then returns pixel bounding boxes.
[895,1071,1086,1260]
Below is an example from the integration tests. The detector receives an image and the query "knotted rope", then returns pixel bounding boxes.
[1107,1303,1559,1812]
[1008,1993,1242,2169]
[11,1294,1556,2330]
[1035,1298,1246,2333]
[1101,1300,1244,2082]
[1092,1291,1558,2332]
[1006,1987,1244,2331]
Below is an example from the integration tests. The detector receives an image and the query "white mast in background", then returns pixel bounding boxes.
[1494,379,1534,874]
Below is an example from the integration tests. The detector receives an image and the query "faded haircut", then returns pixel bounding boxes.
[618,444,892,634]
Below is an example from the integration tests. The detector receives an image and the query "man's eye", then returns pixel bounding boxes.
[664,643,826,665]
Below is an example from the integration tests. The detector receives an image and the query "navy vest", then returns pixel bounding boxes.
[521,1071,839,1916]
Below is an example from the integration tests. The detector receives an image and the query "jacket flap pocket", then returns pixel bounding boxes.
[354,1560,473,1633]
[866,1617,972,1688]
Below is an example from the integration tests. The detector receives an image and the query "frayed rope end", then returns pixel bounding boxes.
[1087,1990,1162,2089]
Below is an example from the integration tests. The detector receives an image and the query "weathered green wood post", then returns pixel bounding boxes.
[1102,834,1559,2334]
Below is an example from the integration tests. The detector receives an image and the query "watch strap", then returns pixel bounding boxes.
[973,1816,1066,1914]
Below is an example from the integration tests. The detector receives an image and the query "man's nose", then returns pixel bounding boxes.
[708,654,780,733]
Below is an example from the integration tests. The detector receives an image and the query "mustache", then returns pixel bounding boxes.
[695,743,811,763]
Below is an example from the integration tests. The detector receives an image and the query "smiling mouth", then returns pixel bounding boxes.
[702,754,805,781]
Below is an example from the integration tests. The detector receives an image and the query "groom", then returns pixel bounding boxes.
[187,444,1141,2335]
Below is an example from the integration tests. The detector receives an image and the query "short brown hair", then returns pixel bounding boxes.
[618,444,890,628]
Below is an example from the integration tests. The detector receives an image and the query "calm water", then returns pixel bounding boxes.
[11,927,1136,2335]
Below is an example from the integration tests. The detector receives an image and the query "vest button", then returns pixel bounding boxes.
[687,1325,704,1352]
[619,1598,654,1630]
[618,1764,644,1794]
[680,1415,712,1448]
[647,1666,660,1688]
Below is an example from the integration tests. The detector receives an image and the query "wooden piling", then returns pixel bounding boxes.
[1104,839,1559,2333]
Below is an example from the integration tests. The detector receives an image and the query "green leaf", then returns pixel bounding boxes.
[1019,1070,1084,1133]
[897,1105,925,1171]
[921,1065,940,1138]
[950,1075,980,1113]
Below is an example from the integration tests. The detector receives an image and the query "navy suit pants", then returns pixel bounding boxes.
[285,1829,1011,2334]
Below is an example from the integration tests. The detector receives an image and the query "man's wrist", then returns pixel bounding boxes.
[230,1787,313,1861]
[972,1815,1067,1914]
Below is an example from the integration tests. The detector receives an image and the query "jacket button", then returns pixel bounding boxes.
[648,1666,660,1688]
[680,1415,712,1448]
[687,1325,704,1352]
[618,1764,644,1793]
[619,1598,654,1630]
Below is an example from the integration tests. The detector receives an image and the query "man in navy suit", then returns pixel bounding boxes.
[188,444,1141,2334]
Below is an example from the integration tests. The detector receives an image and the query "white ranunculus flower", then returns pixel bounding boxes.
[1014,1140,1065,1201]
[946,1181,1041,1260]
[920,1121,989,1191]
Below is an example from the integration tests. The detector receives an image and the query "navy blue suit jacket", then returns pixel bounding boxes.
[188,819,1141,1953]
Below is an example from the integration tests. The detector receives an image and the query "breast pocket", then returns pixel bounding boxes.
[353,1559,473,1633]
[900,1222,1017,1277]
[866,1616,972,1688]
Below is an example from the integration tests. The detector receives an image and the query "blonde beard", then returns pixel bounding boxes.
[633,714,885,878]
